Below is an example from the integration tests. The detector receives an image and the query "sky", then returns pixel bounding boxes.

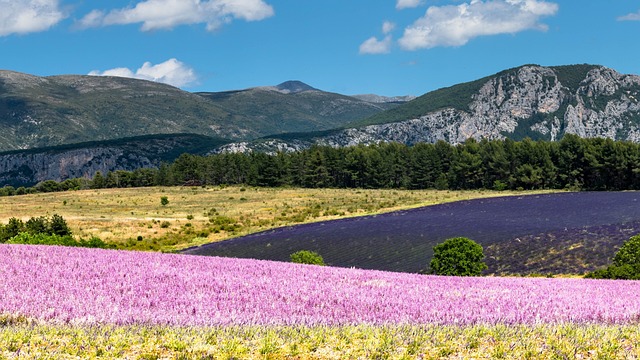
[0,0,639,97]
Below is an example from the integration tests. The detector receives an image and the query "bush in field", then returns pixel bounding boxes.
[0,214,72,243]
[290,250,325,266]
[429,237,487,276]
[7,232,110,248]
[49,214,72,236]
[160,196,169,206]
[0,218,25,242]
[25,216,48,234]
[587,235,640,280]
[24,214,72,237]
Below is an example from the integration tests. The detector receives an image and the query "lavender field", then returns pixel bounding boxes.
[184,191,640,274]
[2,244,640,327]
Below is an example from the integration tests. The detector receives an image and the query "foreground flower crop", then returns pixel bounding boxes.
[1,244,639,326]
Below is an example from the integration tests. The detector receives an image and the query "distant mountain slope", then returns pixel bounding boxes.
[0,71,238,151]
[223,64,640,152]
[0,73,400,151]
[350,94,417,103]
[195,81,399,137]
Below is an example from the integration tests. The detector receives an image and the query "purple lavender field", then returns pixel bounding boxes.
[2,244,640,326]
[183,192,640,274]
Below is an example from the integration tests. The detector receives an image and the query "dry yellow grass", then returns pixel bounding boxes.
[0,186,554,251]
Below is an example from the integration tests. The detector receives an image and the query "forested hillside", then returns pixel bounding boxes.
[4,135,640,195]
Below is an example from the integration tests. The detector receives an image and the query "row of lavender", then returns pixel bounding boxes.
[1,244,639,326]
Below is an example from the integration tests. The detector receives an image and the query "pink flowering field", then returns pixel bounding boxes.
[1,244,640,326]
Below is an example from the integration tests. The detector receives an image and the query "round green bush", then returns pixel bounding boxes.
[429,237,487,276]
[290,250,325,266]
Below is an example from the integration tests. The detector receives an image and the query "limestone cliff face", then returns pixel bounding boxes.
[224,65,640,153]
[0,134,221,186]
[0,147,151,186]
[318,66,640,147]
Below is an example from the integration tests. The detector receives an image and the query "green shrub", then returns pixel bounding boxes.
[6,232,110,249]
[429,237,487,276]
[160,196,169,206]
[290,250,325,266]
[25,216,48,234]
[0,218,25,242]
[49,214,72,236]
[209,216,237,226]
[586,235,640,280]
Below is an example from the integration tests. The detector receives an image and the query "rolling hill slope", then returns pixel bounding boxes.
[0,72,400,151]
[195,81,397,137]
[183,192,640,275]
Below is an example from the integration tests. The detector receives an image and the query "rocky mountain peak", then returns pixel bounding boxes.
[274,80,318,94]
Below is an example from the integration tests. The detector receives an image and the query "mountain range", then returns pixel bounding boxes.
[225,64,640,153]
[0,72,399,151]
[1,64,640,186]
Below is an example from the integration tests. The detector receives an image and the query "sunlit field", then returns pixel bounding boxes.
[0,186,552,251]
[1,244,639,359]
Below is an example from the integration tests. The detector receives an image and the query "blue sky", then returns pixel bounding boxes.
[1,0,639,97]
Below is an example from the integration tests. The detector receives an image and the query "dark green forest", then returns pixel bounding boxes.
[3,135,640,196]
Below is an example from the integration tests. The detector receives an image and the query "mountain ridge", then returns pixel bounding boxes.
[3,63,640,185]
[0,72,405,152]
[220,64,640,153]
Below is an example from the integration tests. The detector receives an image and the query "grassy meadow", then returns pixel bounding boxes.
[0,186,553,252]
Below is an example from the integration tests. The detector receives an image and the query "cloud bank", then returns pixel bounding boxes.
[89,59,197,88]
[399,0,559,50]
[396,0,423,10]
[79,0,274,31]
[618,10,640,21]
[0,0,65,36]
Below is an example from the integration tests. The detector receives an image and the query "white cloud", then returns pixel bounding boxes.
[79,0,274,31]
[360,20,396,55]
[396,0,424,10]
[398,0,559,50]
[359,35,393,55]
[89,59,198,88]
[618,10,640,21]
[382,21,395,34]
[0,0,65,36]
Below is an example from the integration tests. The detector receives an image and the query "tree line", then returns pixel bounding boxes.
[3,134,640,195]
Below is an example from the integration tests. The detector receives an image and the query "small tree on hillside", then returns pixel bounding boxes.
[49,214,72,237]
[25,216,48,235]
[290,250,325,266]
[0,218,25,243]
[429,237,487,276]
[587,234,640,280]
